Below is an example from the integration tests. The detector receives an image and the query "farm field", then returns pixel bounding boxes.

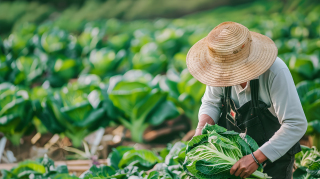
[0,0,320,178]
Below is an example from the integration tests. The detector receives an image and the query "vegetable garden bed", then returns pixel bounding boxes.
[1,0,320,178]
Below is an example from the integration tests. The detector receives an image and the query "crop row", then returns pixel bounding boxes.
[0,1,320,147]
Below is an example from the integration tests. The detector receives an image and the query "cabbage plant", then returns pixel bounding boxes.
[0,39,10,83]
[3,32,34,59]
[108,70,180,142]
[30,86,50,134]
[47,55,81,87]
[40,28,70,54]
[9,55,44,86]
[84,48,125,78]
[155,28,185,57]
[0,154,74,179]
[37,84,110,147]
[78,25,104,55]
[294,146,320,179]
[183,124,270,179]
[287,55,320,84]
[132,42,167,75]
[296,79,320,149]
[0,83,34,145]
[155,69,206,129]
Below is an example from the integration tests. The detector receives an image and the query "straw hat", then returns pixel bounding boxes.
[186,21,278,87]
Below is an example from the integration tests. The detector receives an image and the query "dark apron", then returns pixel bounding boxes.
[217,79,301,179]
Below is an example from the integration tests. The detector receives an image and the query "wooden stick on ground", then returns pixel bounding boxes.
[143,124,187,142]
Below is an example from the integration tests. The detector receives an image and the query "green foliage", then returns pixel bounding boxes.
[36,83,111,147]
[102,142,188,179]
[118,149,162,170]
[10,55,44,86]
[1,0,320,148]
[84,48,125,78]
[0,154,75,179]
[0,83,34,145]
[147,163,188,179]
[183,124,268,179]
[296,79,320,122]
[108,70,180,142]
[296,79,320,149]
[164,142,187,166]
[107,146,135,170]
[294,146,320,179]
[82,165,116,178]
[288,55,320,84]
[155,69,206,129]
[132,42,168,75]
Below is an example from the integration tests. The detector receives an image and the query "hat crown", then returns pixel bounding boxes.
[206,22,252,60]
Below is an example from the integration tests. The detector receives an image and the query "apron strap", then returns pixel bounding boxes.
[250,79,260,108]
[224,86,232,111]
[224,86,232,102]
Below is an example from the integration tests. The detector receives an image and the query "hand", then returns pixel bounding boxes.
[230,150,267,178]
[194,128,203,137]
[193,114,215,137]
[230,154,259,178]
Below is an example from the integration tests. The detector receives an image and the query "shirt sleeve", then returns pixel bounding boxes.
[198,86,224,124]
[259,68,308,162]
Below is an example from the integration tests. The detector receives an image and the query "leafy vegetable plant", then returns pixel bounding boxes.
[132,42,168,75]
[183,124,270,179]
[9,55,44,86]
[296,79,320,149]
[37,82,111,147]
[287,55,320,84]
[0,154,75,179]
[108,70,180,142]
[0,83,34,145]
[294,146,320,179]
[155,69,206,129]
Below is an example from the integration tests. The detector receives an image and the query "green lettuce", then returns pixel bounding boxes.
[288,55,319,84]
[108,70,180,142]
[296,79,320,149]
[83,47,125,78]
[78,25,104,56]
[132,42,168,75]
[40,28,70,54]
[47,55,81,87]
[37,83,111,147]
[183,124,269,179]
[294,146,320,179]
[155,69,206,129]
[0,83,34,145]
[0,154,75,179]
[0,39,10,83]
[9,55,44,86]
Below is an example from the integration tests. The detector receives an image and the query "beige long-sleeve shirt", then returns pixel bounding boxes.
[198,57,308,162]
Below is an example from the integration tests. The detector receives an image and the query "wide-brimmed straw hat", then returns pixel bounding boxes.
[186,21,278,87]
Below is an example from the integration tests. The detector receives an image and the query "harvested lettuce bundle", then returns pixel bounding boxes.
[183,124,270,179]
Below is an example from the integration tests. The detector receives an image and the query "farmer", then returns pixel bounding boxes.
[188,22,307,179]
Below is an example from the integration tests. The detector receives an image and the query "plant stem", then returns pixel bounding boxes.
[251,170,271,179]
[130,123,148,143]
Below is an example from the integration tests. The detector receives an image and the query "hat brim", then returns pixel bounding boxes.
[186,31,278,87]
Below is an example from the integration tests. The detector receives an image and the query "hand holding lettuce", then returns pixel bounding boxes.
[183,124,270,179]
